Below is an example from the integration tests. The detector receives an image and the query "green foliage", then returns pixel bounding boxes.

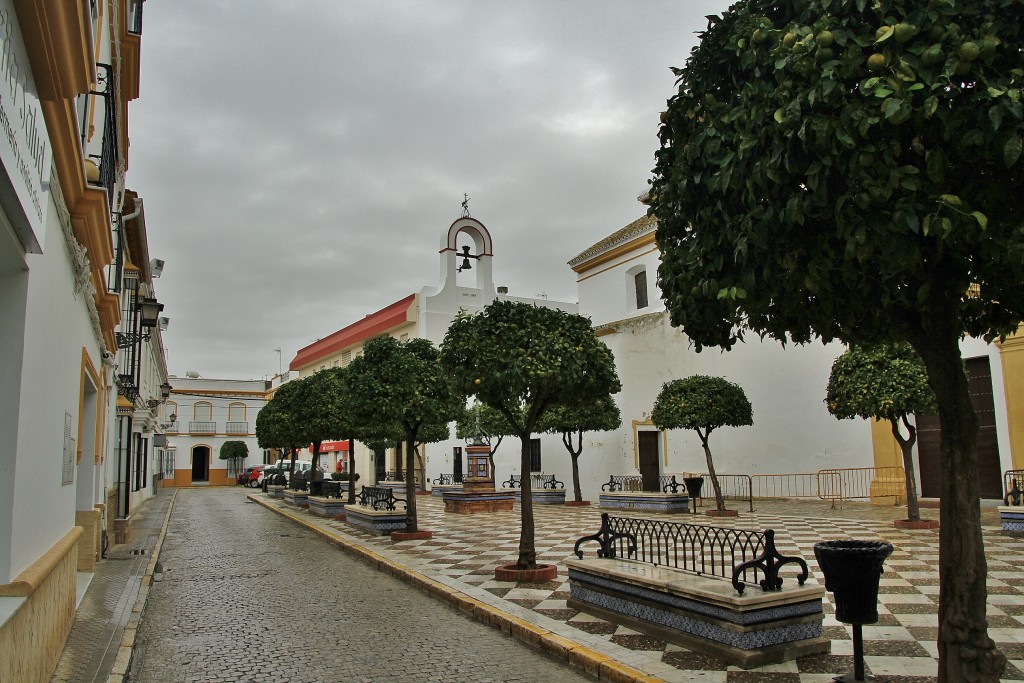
[440,301,621,432]
[218,440,249,461]
[293,368,354,448]
[650,0,1024,350]
[416,420,452,446]
[538,396,622,437]
[826,343,937,421]
[456,403,517,443]
[343,336,463,440]
[440,300,621,567]
[255,379,305,450]
[651,376,753,434]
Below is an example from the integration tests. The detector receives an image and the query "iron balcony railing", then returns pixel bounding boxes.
[128,0,143,35]
[80,63,118,207]
[165,421,180,433]
[225,422,249,435]
[189,421,216,434]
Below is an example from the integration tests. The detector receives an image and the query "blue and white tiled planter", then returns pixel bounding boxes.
[598,491,689,513]
[999,506,1024,535]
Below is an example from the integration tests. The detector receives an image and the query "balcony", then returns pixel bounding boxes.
[189,421,216,434]
[128,0,144,35]
[225,422,249,435]
[166,421,180,433]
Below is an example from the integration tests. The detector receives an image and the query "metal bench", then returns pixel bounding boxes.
[501,473,564,489]
[567,512,826,668]
[600,474,682,493]
[355,485,406,511]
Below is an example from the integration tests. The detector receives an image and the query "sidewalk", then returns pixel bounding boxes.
[51,490,176,683]
[250,490,1024,683]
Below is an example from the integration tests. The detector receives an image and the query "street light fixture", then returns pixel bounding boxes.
[115,297,164,348]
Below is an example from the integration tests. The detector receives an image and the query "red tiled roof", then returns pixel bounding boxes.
[289,294,416,370]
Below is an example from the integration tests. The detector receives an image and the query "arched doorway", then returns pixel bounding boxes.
[192,445,210,482]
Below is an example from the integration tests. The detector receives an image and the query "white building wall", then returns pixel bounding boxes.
[571,221,875,498]
[7,194,105,580]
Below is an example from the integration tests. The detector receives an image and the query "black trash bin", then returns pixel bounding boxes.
[814,540,893,681]
[814,540,893,624]
[683,477,704,514]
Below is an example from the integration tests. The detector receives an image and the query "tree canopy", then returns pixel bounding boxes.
[538,396,621,503]
[218,440,248,461]
[255,378,305,469]
[292,368,353,470]
[648,1,1021,678]
[441,300,620,568]
[826,343,937,521]
[652,376,752,512]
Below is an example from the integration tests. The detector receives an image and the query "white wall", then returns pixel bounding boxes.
[572,225,874,497]
[7,200,104,580]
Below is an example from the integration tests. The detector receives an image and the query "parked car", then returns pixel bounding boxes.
[242,465,266,487]
[258,460,327,486]
[238,465,265,487]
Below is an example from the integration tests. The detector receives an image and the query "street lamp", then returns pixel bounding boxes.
[160,382,172,400]
[115,297,164,348]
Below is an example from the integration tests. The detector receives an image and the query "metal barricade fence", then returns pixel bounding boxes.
[683,466,907,509]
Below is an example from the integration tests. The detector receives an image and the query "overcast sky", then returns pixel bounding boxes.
[130,0,730,380]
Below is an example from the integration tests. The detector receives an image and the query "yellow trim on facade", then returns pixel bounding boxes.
[998,328,1024,470]
[571,233,657,275]
[575,245,659,284]
[169,389,269,397]
[78,348,103,465]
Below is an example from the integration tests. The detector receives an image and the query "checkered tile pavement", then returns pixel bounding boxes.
[260,492,1024,683]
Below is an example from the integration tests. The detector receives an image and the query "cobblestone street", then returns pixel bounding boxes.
[128,488,593,683]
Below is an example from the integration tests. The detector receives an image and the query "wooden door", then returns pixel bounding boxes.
[916,356,1003,499]
[638,431,660,492]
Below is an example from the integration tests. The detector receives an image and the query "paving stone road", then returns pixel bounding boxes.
[128,488,594,683]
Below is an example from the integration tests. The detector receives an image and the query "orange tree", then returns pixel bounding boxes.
[343,336,462,532]
[826,343,937,523]
[255,378,306,476]
[649,1,1023,678]
[651,376,751,513]
[293,368,353,477]
[537,396,621,503]
[440,300,620,569]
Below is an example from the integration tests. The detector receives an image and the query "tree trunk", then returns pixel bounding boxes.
[310,441,321,472]
[347,438,356,505]
[565,430,583,502]
[910,326,1005,682]
[517,432,536,569]
[890,417,921,522]
[698,429,725,512]
[404,433,418,532]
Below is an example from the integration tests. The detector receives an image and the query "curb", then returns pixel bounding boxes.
[105,489,178,683]
[248,493,664,682]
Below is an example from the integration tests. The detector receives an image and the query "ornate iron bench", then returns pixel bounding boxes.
[567,512,826,668]
[432,473,464,485]
[355,485,406,511]
[601,474,682,493]
[501,473,564,489]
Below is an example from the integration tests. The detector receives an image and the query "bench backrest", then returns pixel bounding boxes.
[502,473,564,489]
[574,513,808,595]
[357,485,406,511]
[602,474,681,493]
